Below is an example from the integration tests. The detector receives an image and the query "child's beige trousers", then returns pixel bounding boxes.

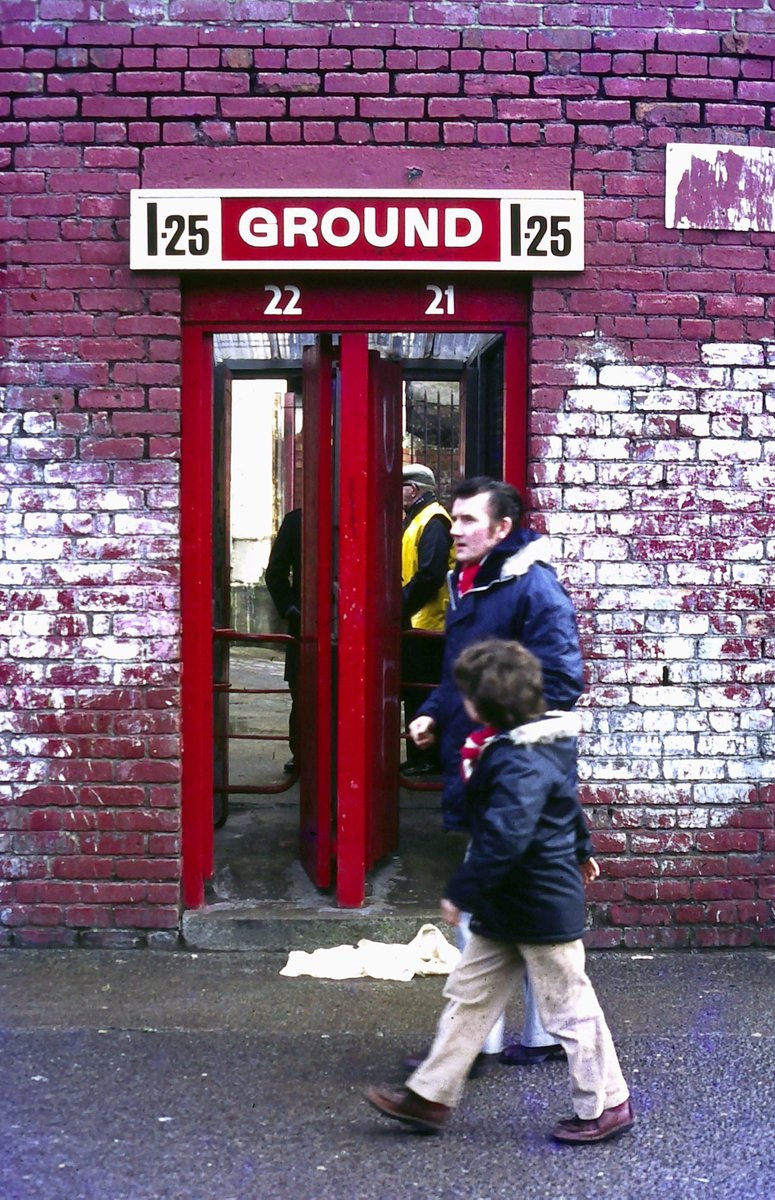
[408,933,630,1120]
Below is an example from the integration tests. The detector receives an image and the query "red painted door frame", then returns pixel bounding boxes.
[180,274,529,910]
[180,321,215,908]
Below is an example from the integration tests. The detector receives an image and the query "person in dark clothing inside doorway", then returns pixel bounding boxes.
[400,464,454,776]
[265,507,301,774]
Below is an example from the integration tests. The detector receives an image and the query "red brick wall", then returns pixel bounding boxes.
[1,2,773,947]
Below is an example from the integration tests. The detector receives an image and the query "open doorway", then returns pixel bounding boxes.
[180,276,528,910]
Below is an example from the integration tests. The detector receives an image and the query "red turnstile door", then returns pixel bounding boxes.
[365,350,403,871]
[336,339,403,905]
[300,336,402,904]
[299,337,336,889]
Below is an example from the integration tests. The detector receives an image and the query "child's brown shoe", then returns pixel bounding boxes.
[364,1085,450,1134]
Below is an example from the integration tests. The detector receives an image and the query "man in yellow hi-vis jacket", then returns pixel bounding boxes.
[401,464,455,776]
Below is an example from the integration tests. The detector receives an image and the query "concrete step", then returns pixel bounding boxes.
[181,903,445,952]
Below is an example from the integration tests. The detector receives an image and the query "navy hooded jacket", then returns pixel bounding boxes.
[418,528,585,830]
[444,712,592,944]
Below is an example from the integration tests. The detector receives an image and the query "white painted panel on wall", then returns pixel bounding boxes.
[665,143,775,232]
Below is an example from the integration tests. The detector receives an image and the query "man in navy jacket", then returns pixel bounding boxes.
[408,477,585,1067]
[410,477,584,831]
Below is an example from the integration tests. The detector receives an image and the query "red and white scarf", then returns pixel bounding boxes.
[460,712,584,781]
[457,562,480,596]
[460,725,499,781]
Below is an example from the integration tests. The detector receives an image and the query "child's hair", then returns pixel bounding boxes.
[453,639,546,728]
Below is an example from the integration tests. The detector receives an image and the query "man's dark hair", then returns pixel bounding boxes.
[454,639,546,729]
[451,477,524,526]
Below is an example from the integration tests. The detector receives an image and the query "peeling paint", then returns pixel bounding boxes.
[666,143,775,233]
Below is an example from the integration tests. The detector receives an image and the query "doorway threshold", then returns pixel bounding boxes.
[182,794,467,952]
[181,902,459,953]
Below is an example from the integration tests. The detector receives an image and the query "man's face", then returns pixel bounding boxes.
[450,491,512,566]
[402,481,418,514]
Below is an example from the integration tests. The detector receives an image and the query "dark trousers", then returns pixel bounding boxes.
[285,639,299,758]
[401,630,444,768]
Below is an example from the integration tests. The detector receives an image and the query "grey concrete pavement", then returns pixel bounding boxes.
[1,947,774,1200]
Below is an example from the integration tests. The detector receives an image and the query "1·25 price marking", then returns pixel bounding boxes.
[146,202,211,257]
[510,205,573,258]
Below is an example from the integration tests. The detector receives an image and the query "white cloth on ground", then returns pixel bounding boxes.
[279,922,461,981]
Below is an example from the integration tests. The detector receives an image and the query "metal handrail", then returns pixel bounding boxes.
[212,628,299,822]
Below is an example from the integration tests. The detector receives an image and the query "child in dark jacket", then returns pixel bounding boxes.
[366,639,634,1145]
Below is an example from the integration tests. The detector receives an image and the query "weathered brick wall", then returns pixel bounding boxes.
[1,1,773,946]
[539,344,774,947]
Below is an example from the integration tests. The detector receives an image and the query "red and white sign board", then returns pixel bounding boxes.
[130,189,584,272]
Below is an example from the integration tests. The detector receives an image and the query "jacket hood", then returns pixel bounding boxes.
[474,711,581,759]
[499,531,553,578]
[503,710,582,745]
